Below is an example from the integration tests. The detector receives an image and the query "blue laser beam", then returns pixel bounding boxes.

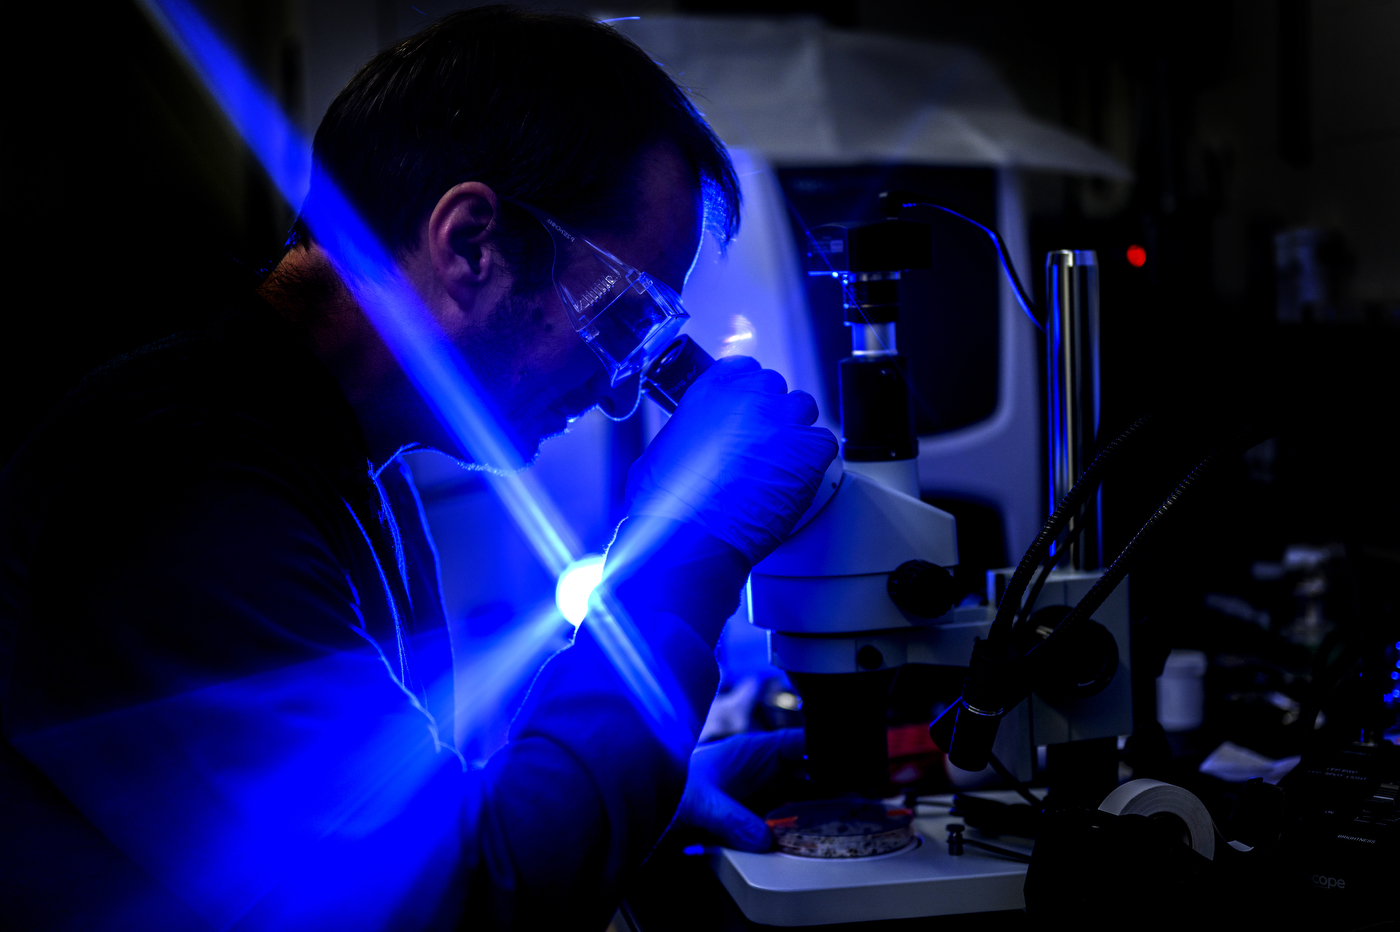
[453,602,573,758]
[135,0,690,747]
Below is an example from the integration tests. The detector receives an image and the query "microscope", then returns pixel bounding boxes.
[644,200,1133,925]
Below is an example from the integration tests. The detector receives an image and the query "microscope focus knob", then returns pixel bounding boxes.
[887,560,958,619]
[1014,606,1120,701]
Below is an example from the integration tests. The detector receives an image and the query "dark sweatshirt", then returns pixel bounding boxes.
[0,297,738,930]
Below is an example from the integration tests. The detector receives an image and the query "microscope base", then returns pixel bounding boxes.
[710,800,1032,927]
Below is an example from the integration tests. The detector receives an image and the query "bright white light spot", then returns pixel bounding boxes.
[555,554,605,627]
[773,690,800,711]
[718,314,755,357]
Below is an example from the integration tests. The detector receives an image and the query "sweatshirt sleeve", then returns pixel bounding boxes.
[453,516,749,928]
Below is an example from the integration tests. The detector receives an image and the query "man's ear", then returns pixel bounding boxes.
[426,182,505,309]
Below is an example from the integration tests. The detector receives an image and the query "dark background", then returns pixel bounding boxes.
[6,1,1397,465]
[4,0,1397,757]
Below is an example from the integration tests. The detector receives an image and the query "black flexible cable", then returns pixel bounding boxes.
[988,426,1276,725]
[1013,418,1116,630]
[987,751,1042,807]
[987,416,1152,652]
[1030,451,1220,660]
[1015,544,1063,631]
[1013,515,1086,632]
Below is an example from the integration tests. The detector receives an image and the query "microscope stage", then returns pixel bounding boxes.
[711,798,1032,927]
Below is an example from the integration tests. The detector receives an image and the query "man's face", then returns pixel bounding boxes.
[466,146,703,463]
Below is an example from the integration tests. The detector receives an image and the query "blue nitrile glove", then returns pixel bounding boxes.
[626,357,838,565]
[675,728,805,852]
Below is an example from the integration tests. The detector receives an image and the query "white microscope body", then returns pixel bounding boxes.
[749,456,1133,775]
[713,455,1134,926]
[689,216,1129,923]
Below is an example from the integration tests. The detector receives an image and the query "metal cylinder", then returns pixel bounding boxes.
[642,335,714,413]
[789,669,898,797]
[1044,250,1102,571]
[839,355,918,461]
[851,322,897,356]
[846,271,902,324]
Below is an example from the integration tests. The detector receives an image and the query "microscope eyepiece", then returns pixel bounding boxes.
[641,335,713,413]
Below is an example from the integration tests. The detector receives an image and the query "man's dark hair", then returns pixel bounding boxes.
[302,5,740,267]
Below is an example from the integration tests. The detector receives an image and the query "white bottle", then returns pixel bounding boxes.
[1157,649,1208,732]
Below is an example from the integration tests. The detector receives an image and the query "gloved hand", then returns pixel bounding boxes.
[626,357,838,565]
[675,728,805,852]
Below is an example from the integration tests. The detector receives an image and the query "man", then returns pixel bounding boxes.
[0,7,835,930]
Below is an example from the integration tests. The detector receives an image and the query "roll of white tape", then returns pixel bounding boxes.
[1099,779,1216,860]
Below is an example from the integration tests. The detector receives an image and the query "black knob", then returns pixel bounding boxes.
[1014,605,1120,702]
[887,560,958,619]
[856,645,885,670]
[946,822,965,856]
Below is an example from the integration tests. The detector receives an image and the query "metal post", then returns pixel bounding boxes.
[1044,250,1102,571]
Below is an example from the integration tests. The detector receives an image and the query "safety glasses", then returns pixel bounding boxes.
[504,198,690,387]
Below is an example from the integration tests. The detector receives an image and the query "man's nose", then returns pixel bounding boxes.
[596,371,642,420]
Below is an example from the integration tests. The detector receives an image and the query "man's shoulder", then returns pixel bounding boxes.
[0,301,371,561]
[18,298,357,469]
[59,312,295,439]
[68,327,230,406]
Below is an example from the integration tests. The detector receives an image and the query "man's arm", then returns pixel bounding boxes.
[4,432,730,930]
[463,355,839,925]
[4,353,834,930]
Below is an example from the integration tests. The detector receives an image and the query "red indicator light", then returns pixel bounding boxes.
[1126,244,1147,267]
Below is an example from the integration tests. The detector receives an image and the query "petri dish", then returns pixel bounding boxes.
[764,798,915,858]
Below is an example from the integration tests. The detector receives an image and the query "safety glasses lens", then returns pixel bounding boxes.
[582,276,688,385]
[512,199,690,386]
